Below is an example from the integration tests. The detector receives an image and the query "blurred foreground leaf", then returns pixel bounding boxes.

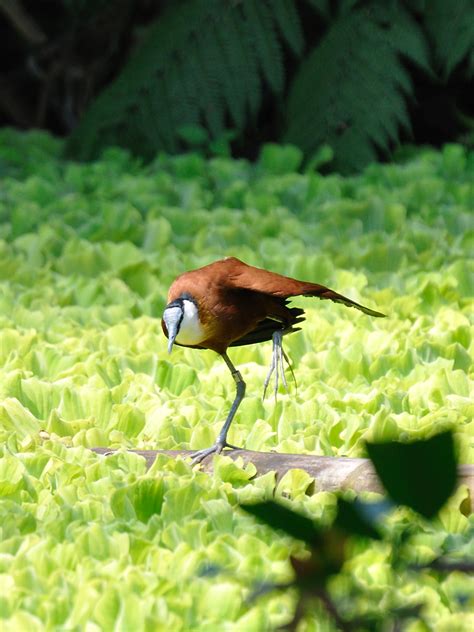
[335,498,382,540]
[241,501,319,547]
[366,431,457,518]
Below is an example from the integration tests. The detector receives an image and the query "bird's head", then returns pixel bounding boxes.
[162,294,204,353]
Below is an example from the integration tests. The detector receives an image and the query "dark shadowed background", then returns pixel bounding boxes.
[1,0,473,173]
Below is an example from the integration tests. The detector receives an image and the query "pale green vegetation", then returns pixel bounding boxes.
[0,130,472,630]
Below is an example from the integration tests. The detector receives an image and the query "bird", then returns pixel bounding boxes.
[162,257,386,463]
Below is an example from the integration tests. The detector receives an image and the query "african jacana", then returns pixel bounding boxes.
[162,257,385,463]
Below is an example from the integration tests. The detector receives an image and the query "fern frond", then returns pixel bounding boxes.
[271,0,304,55]
[423,0,474,78]
[192,30,225,135]
[284,7,419,173]
[67,0,300,160]
[167,53,201,127]
[338,0,361,17]
[224,6,262,117]
[138,79,173,152]
[211,15,248,128]
[304,0,331,18]
[366,2,431,73]
[242,1,284,93]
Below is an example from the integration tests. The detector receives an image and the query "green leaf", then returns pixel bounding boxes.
[0,456,25,496]
[241,501,320,546]
[305,144,334,172]
[272,0,304,55]
[161,480,204,523]
[213,455,257,485]
[111,477,165,522]
[0,398,40,439]
[424,0,474,78]
[335,498,382,539]
[259,143,304,174]
[366,431,457,518]
[177,125,209,146]
[131,477,165,523]
[275,468,314,499]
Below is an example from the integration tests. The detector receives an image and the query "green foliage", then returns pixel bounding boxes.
[258,143,304,174]
[424,0,474,78]
[241,433,470,629]
[66,0,474,173]
[285,4,427,172]
[305,0,331,18]
[0,130,473,629]
[67,0,301,160]
[177,124,238,157]
[111,476,165,522]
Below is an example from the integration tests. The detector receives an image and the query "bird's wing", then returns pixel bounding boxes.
[225,257,386,318]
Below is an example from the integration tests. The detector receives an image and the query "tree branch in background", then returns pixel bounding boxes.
[0,0,46,44]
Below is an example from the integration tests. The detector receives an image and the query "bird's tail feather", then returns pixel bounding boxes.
[304,286,386,318]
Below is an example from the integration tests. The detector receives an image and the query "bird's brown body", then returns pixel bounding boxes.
[162,257,385,463]
[163,257,384,354]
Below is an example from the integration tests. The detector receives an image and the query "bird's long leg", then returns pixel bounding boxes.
[282,347,297,395]
[191,352,246,465]
[262,341,277,400]
[263,330,290,400]
[278,337,288,392]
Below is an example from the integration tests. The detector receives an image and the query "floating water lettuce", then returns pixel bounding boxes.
[0,130,472,629]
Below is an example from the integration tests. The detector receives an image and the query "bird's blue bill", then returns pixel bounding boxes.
[163,305,183,353]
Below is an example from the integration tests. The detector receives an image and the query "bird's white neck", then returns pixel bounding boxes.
[175,299,206,346]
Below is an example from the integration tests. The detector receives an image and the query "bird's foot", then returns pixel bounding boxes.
[190,441,241,465]
[263,330,292,400]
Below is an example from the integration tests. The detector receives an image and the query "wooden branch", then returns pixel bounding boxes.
[0,0,46,44]
[91,448,474,513]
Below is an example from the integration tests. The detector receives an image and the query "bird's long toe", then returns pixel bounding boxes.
[190,441,241,465]
[263,329,290,400]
